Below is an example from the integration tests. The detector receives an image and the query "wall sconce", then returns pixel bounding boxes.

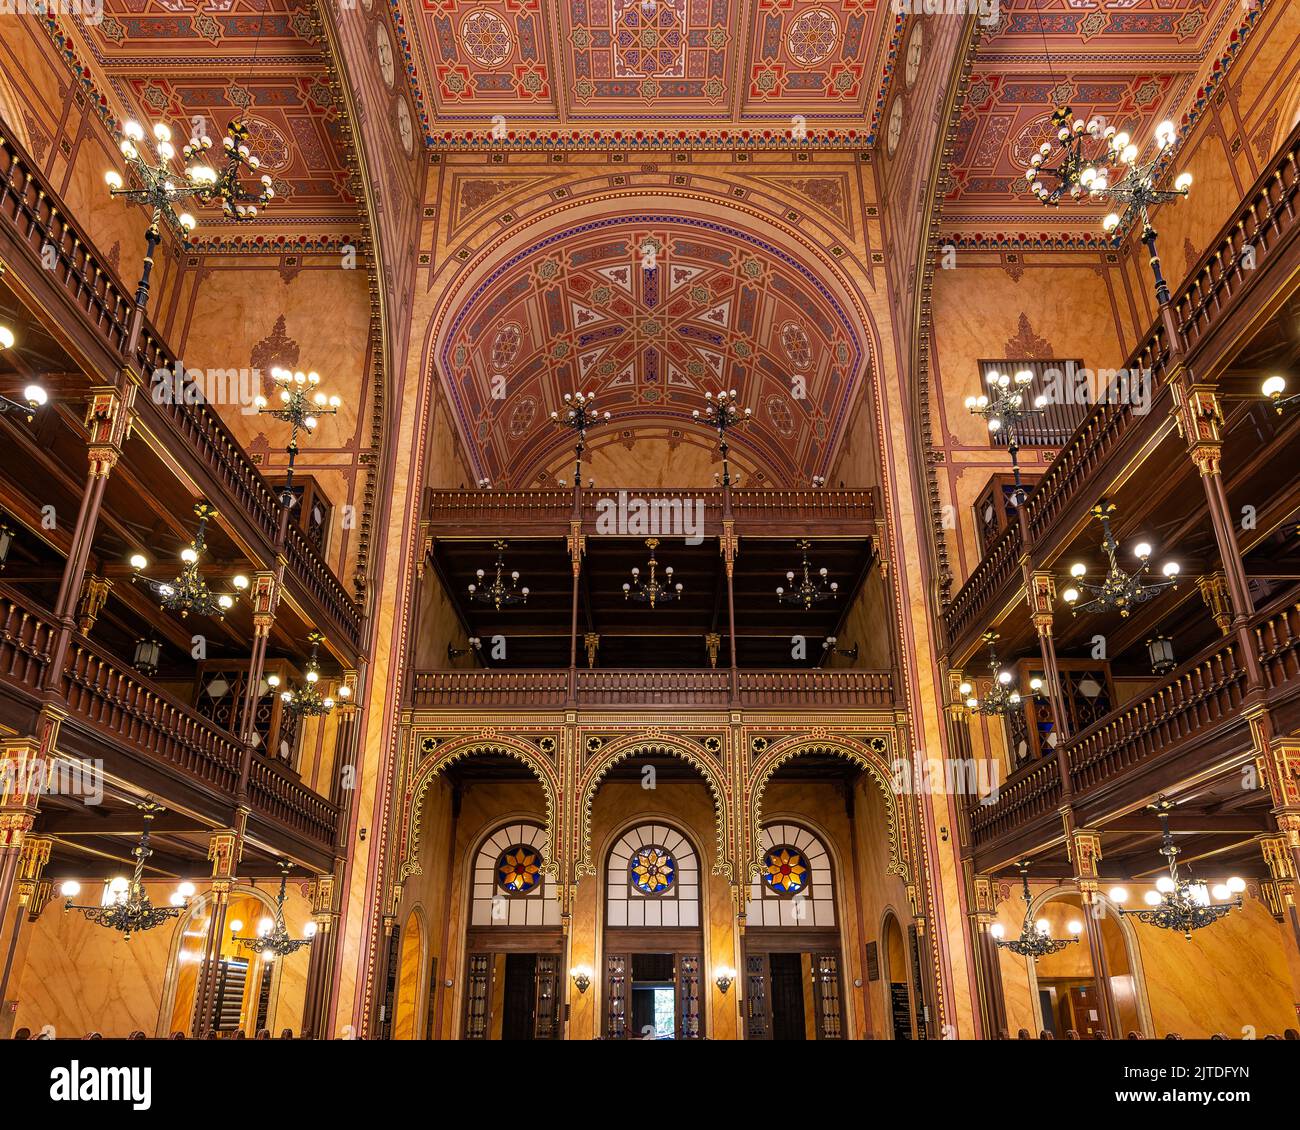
[714,966,736,994]
[570,965,592,994]
[447,638,482,661]
[1146,635,1177,676]
[821,636,858,661]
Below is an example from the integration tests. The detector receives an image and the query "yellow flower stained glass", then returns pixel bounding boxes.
[763,846,808,895]
[630,846,676,895]
[496,845,542,894]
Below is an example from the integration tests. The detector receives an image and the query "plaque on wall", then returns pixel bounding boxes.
[865,940,880,982]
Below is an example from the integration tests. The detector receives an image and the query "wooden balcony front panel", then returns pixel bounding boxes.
[0,129,364,656]
[423,487,878,538]
[408,668,894,709]
[0,587,338,852]
[969,601,1300,868]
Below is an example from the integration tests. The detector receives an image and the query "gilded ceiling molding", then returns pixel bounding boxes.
[747,735,911,889]
[574,734,732,883]
[398,733,562,884]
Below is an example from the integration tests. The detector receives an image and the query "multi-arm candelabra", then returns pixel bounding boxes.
[129,502,249,620]
[551,391,610,487]
[623,538,683,608]
[965,369,1045,506]
[693,390,751,488]
[230,861,317,958]
[1061,501,1179,618]
[776,539,837,608]
[255,368,341,513]
[991,863,1082,960]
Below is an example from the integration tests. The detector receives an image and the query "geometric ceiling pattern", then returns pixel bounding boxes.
[439,214,864,484]
[943,0,1252,241]
[68,1,358,237]
[396,0,902,143]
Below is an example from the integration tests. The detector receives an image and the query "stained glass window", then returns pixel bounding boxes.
[496,844,543,895]
[630,845,676,895]
[762,845,809,895]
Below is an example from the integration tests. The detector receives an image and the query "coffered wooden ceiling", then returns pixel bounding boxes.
[943,0,1259,242]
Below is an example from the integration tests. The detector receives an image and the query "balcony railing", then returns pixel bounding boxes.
[0,128,364,654]
[970,600,1300,856]
[943,122,1300,659]
[408,667,894,709]
[423,486,877,537]
[0,587,337,849]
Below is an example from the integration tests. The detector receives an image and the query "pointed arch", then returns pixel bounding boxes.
[576,734,732,880]
[399,733,561,883]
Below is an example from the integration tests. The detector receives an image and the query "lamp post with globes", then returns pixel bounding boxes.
[254,368,341,522]
[965,368,1045,507]
[693,389,751,489]
[105,118,275,310]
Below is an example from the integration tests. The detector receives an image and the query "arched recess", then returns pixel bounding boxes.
[398,734,562,884]
[423,189,884,489]
[879,907,918,1041]
[391,906,427,1039]
[748,736,911,887]
[576,735,732,881]
[1022,885,1153,1038]
[159,884,296,1037]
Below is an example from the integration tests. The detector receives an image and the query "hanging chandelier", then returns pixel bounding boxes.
[230,861,316,959]
[468,540,529,609]
[255,367,341,511]
[776,539,837,607]
[693,389,751,488]
[991,863,1082,960]
[60,801,195,939]
[1061,500,1179,617]
[129,502,249,620]
[965,369,1046,506]
[623,538,683,608]
[271,630,348,718]
[1110,802,1244,939]
[959,632,1041,716]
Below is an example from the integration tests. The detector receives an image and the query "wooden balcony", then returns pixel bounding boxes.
[0,589,339,863]
[969,599,1300,869]
[943,123,1300,664]
[407,667,894,710]
[424,486,878,539]
[0,127,365,657]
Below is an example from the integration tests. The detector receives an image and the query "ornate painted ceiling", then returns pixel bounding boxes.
[440,213,864,485]
[56,1,359,245]
[392,0,903,144]
[942,0,1258,244]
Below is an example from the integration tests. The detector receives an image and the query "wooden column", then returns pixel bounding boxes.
[0,711,64,940]
[1025,571,1074,804]
[1069,828,1120,1038]
[44,388,135,688]
[301,869,341,1039]
[191,825,243,1037]
[236,570,281,804]
[0,834,51,1015]
[566,516,584,707]
[969,874,1008,1039]
[720,505,739,701]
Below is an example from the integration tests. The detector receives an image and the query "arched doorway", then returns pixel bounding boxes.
[743,822,844,1040]
[461,820,564,1040]
[1024,890,1151,1038]
[880,910,917,1040]
[602,821,706,1040]
[391,909,426,1039]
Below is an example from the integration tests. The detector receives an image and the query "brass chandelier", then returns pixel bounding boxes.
[959,631,1042,716]
[1110,802,1244,939]
[776,539,837,608]
[623,537,683,608]
[551,390,611,485]
[129,502,249,620]
[991,863,1082,960]
[468,540,529,609]
[230,861,316,959]
[1061,501,1179,617]
[693,389,751,488]
[965,369,1045,506]
[61,801,195,939]
[272,630,348,718]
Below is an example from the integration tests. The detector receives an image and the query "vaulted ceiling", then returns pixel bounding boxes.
[943,0,1254,241]
[439,212,865,486]
[394,0,903,142]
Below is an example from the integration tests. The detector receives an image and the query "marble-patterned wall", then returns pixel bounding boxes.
[13,878,312,1038]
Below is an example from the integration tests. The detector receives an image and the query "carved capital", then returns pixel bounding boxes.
[719,519,739,577]
[704,632,721,670]
[84,385,136,464]
[567,521,585,575]
[76,574,113,634]
[1067,828,1104,884]
[1196,571,1232,636]
[583,632,599,669]
[207,827,244,880]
